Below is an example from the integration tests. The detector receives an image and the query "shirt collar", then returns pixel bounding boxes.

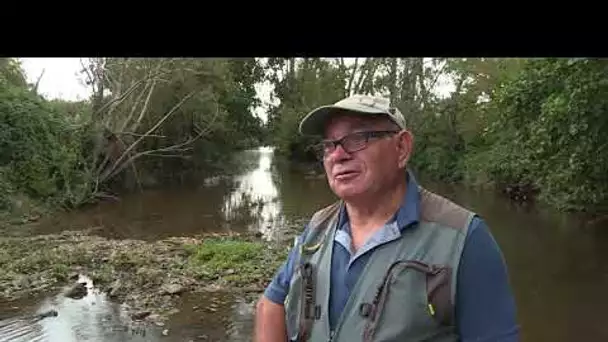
[337,168,421,234]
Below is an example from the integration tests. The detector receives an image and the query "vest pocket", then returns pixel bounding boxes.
[425,263,452,326]
[284,265,304,341]
[361,260,453,341]
[285,262,320,342]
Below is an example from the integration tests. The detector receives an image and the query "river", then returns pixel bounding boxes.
[1,146,607,341]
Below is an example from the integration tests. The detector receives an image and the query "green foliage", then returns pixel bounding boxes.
[475,58,608,211]
[220,58,266,148]
[0,58,28,89]
[265,57,608,213]
[1,57,267,219]
[266,58,350,160]
[410,58,526,182]
[0,167,14,210]
[93,58,266,187]
[48,99,92,121]
[185,236,288,287]
[4,56,608,218]
[0,74,92,210]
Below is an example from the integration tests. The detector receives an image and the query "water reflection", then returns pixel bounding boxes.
[161,291,258,342]
[0,275,162,342]
[222,146,284,241]
[30,146,331,243]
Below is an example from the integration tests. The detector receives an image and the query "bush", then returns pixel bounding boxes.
[475,58,608,212]
[0,80,91,210]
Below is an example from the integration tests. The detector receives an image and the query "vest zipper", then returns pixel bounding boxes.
[363,260,439,341]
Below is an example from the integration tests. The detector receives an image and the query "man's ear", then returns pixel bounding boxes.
[396,130,413,169]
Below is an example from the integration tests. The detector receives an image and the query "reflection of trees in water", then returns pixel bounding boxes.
[227,149,266,176]
[223,190,262,229]
[166,291,257,342]
[224,297,257,342]
[219,146,338,241]
[272,157,337,229]
[1,276,153,342]
[221,147,283,239]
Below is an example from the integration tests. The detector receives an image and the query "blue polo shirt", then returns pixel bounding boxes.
[264,172,520,341]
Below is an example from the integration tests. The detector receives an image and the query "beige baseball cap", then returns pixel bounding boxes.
[298,94,407,136]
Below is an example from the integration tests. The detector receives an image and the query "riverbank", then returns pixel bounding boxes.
[0,227,290,325]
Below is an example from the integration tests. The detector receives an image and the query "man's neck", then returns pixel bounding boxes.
[345,179,407,233]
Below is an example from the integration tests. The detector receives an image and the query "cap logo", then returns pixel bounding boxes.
[355,95,389,109]
[355,95,375,107]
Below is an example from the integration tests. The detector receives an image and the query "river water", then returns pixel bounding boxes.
[1,146,607,341]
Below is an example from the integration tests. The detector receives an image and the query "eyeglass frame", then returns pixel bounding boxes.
[312,130,401,160]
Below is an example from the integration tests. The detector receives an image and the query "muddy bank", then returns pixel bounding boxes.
[0,228,290,326]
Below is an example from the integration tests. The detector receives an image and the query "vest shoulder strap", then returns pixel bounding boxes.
[419,186,475,231]
[418,186,476,328]
[300,200,342,255]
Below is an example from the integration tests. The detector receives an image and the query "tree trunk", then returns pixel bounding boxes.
[388,58,398,105]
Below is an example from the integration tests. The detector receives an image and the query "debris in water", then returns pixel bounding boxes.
[33,309,58,321]
[161,283,187,296]
[108,279,123,298]
[130,311,151,320]
[64,282,87,299]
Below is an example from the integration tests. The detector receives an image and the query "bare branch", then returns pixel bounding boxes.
[126,61,165,132]
[94,192,121,202]
[99,90,198,183]
[79,58,95,92]
[354,58,371,93]
[99,76,147,121]
[347,58,359,96]
[357,59,379,95]
[102,99,220,183]
[140,153,193,159]
[33,69,45,94]
[94,143,114,177]
[117,132,166,138]
[114,133,143,193]
[98,63,168,123]
[130,73,159,132]
[388,58,398,104]
[120,81,153,131]
[426,59,448,94]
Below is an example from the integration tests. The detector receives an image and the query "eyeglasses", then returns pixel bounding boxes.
[312,130,399,160]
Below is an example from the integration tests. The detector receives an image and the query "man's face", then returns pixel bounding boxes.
[320,113,412,202]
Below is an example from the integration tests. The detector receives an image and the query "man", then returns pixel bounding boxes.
[254,94,519,341]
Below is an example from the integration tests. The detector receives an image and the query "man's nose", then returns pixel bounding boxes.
[327,143,351,161]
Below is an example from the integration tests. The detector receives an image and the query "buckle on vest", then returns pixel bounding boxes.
[359,302,373,318]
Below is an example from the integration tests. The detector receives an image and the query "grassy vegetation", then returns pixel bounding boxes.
[185,236,289,288]
[0,230,290,320]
